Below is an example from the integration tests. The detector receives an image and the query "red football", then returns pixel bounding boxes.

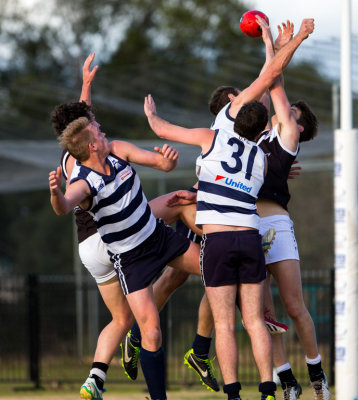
[240,10,269,38]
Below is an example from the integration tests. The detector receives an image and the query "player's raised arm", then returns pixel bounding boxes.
[111,140,179,172]
[79,52,99,105]
[274,20,294,53]
[232,18,314,113]
[144,94,214,152]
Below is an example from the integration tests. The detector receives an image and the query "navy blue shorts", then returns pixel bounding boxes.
[200,230,266,287]
[112,219,191,295]
[175,219,202,244]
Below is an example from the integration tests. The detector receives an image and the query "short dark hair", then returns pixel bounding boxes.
[208,86,239,116]
[234,101,268,141]
[291,100,318,142]
[51,101,93,137]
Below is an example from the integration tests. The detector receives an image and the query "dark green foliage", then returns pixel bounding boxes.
[0,189,73,275]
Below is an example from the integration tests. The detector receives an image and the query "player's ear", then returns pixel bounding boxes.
[298,124,304,133]
[228,93,236,101]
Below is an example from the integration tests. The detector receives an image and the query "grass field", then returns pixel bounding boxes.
[0,383,335,399]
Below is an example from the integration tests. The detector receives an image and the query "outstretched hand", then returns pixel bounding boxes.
[256,15,272,45]
[166,190,197,207]
[83,52,98,86]
[297,18,314,40]
[288,160,302,179]
[154,144,179,160]
[274,20,294,51]
[49,166,62,193]
[144,94,157,118]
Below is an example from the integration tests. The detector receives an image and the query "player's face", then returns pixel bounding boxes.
[89,123,110,156]
[89,112,100,129]
[290,106,302,122]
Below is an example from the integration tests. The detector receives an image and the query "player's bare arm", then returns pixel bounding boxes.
[110,140,178,172]
[144,94,214,153]
[231,18,314,117]
[166,190,197,208]
[49,166,91,215]
[79,52,98,104]
[257,15,275,120]
[274,20,294,52]
[269,76,300,152]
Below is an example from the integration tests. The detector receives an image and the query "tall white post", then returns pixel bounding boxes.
[334,0,358,399]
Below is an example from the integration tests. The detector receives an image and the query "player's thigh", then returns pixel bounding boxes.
[126,285,160,329]
[239,281,264,324]
[268,259,305,309]
[97,280,133,323]
[168,241,201,276]
[205,284,237,328]
[155,266,190,290]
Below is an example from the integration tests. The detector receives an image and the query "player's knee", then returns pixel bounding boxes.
[112,312,134,331]
[142,326,162,348]
[285,301,306,320]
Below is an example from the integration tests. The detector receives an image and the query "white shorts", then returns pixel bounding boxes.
[259,215,299,265]
[78,232,117,284]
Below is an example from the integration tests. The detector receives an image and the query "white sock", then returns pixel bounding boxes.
[276,362,291,374]
[305,354,321,365]
[90,368,106,382]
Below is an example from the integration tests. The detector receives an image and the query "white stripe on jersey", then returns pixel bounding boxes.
[211,102,235,132]
[256,125,299,156]
[61,150,71,181]
[70,154,156,254]
[195,129,265,229]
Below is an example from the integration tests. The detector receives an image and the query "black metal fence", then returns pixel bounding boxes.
[0,270,334,389]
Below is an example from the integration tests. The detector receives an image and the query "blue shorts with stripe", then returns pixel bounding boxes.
[200,230,266,287]
[110,219,191,295]
[175,219,202,244]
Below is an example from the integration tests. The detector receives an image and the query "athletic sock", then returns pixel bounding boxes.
[89,362,108,390]
[276,363,297,386]
[130,322,142,347]
[306,354,324,382]
[223,381,241,399]
[259,381,276,399]
[192,333,212,359]
[140,347,167,400]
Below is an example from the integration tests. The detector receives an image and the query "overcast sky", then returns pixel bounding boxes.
[251,0,358,41]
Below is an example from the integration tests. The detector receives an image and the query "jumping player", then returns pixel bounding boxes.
[207,18,330,400]
[49,112,207,400]
[145,93,276,400]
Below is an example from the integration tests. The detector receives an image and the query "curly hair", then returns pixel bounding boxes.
[51,101,93,137]
[208,86,239,116]
[291,100,318,142]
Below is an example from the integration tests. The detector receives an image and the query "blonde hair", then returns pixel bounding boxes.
[59,117,92,162]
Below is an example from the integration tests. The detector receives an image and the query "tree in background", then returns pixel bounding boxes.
[0,0,337,274]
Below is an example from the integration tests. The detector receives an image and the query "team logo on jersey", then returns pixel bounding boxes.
[119,167,132,181]
[94,178,105,192]
[215,174,252,193]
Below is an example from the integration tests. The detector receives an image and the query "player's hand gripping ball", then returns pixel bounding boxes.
[240,10,269,38]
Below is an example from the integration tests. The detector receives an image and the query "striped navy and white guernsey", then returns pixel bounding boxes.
[210,102,235,131]
[70,153,156,254]
[195,128,265,229]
